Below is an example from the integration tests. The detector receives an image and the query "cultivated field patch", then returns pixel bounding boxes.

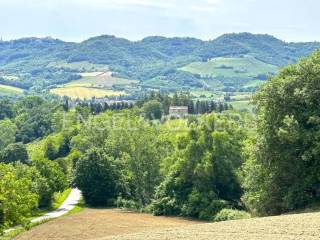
[16,208,200,240]
[180,55,278,79]
[50,86,124,99]
[0,84,24,93]
[65,72,137,89]
[105,211,320,240]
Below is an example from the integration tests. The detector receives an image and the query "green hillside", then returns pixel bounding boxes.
[0,84,24,97]
[0,33,319,93]
[180,55,277,78]
[180,55,278,91]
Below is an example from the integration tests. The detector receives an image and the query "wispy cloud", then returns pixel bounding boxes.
[0,0,221,13]
[73,0,221,12]
[0,0,319,42]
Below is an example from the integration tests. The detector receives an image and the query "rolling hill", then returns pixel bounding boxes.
[0,33,319,94]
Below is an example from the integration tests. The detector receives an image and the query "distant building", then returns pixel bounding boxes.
[169,106,188,117]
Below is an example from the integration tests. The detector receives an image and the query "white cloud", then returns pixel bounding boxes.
[0,0,221,13]
[71,0,221,11]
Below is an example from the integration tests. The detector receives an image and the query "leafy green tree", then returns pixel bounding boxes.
[57,136,71,158]
[0,143,28,164]
[105,115,168,206]
[0,163,38,228]
[33,159,68,207]
[143,100,163,120]
[0,119,17,150]
[243,50,320,215]
[44,138,58,160]
[74,148,122,206]
[14,97,59,143]
[0,100,14,120]
[153,113,245,220]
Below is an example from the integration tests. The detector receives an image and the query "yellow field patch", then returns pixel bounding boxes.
[50,87,125,99]
[0,84,24,93]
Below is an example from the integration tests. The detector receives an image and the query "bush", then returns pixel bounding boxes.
[152,197,180,216]
[181,190,229,220]
[116,197,141,210]
[214,208,251,222]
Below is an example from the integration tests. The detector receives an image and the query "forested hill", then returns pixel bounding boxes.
[0,33,319,90]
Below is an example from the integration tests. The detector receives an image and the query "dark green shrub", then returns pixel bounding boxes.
[214,208,251,222]
[74,148,122,206]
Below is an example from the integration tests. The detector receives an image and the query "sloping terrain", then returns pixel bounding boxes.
[0,84,24,97]
[0,33,319,91]
[15,208,320,240]
[15,209,201,240]
[180,55,278,90]
[105,211,320,240]
[180,55,277,78]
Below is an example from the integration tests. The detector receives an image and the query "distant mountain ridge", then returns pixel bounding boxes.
[0,32,319,91]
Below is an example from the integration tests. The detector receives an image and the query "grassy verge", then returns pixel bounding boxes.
[0,194,86,240]
[0,188,73,239]
[0,219,52,240]
[53,188,72,209]
[64,198,85,216]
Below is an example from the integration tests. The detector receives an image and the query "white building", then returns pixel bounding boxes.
[169,106,188,117]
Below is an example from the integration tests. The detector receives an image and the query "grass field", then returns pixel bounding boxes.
[0,84,24,93]
[243,80,266,88]
[180,55,278,79]
[64,72,137,89]
[0,84,24,97]
[230,101,253,112]
[50,86,125,99]
[15,209,320,240]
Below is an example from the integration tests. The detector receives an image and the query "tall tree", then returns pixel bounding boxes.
[243,50,320,215]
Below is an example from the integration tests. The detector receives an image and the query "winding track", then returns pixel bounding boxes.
[4,188,81,234]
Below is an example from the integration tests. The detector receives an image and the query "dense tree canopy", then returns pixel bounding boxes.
[243,50,320,215]
[74,148,122,206]
[152,113,245,220]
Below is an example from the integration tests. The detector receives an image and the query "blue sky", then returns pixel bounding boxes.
[0,0,318,42]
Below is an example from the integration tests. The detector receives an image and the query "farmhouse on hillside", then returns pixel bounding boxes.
[169,106,188,117]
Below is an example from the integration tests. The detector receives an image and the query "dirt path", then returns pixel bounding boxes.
[16,209,201,240]
[31,188,82,223]
[4,188,81,235]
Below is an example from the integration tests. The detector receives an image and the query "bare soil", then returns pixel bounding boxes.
[105,211,320,240]
[16,208,200,240]
[16,209,320,240]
